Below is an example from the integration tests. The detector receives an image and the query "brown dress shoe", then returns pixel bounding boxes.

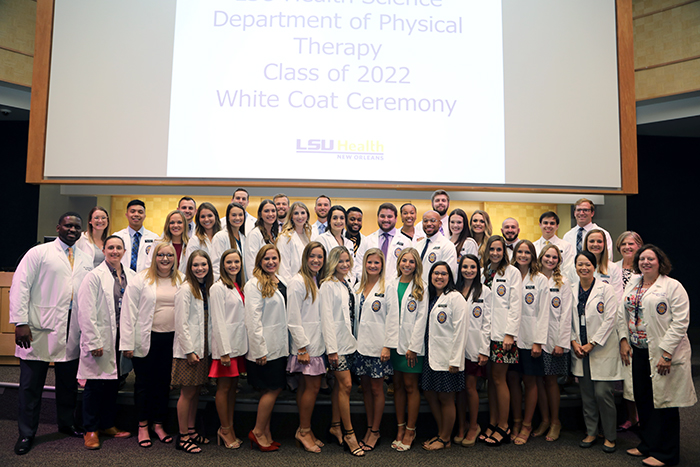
[84,432,100,450]
[100,427,132,439]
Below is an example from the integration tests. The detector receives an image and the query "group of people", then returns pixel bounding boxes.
[9,189,694,466]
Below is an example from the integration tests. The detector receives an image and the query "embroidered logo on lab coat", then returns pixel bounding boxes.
[596,302,605,314]
[394,247,403,258]
[473,306,482,318]
[552,297,561,308]
[497,284,506,296]
[145,245,152,255]
[428,252,437,263]
[525,293,534,305]
[656,302,667,315]
[437,311,447,323]
[407,300,417,312]
[371,300,381,312]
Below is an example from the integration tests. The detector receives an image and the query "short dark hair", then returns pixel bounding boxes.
[575,250,598,270]
[633,244,672,276]
[178,196,195,206]
[233,188,249,198]
[103,234,125,247]
[347,206,363,216]
[377,203,397,217]
[316,194,331,204]
[431,190,450,202]
[126,199,145,209]
[400,203,415,212]
[539,211,559,224]
[59,211,82,224]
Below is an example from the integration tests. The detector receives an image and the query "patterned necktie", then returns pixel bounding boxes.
[130,231,141,271]
[319,223,326,234]
[67,246,74,270]
[576,227,584,254]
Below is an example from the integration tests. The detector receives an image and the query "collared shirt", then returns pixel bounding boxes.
[106,262,127,324]
[345,230,362,255]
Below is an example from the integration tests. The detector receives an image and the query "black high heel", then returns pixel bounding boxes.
[343,429,365,457]
[176,433,201,454]
[327,422,343,446]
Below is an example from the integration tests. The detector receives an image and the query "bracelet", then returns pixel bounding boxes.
[298,350,308,356]
[662,356,672,362]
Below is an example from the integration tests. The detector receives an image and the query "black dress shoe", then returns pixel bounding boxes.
[15,436,33,455]
[58,425,86,437]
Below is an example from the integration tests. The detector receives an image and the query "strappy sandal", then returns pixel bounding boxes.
[392,423,406,449]
[176,433,201,454]
[478,423,496,443]
[422,437,450,451]
[362,429,380,451]
[485,426,511,447]
[295,428,321,453]
[546,423,562,442]
[138,423,152,448]
[396,426,416,452]
[188,427,210,445]
[327,421,343,446]
[510,419,522,441]
[513,423,532,445]
[461,425,480,447]
[343,430,365,457]
[532,421,550,438]
[152,423,173,444]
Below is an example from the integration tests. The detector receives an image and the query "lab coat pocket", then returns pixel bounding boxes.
[31,305,58,331]
[430,336,451,370]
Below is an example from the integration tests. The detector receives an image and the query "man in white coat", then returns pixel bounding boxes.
[273,193,290,230]
[533,211,574,266]
[113,199,159,273]
[311,195,331,238]
[177,196,196,237]
[221,188,257,235]
[10,212,93,455]
[414,190,450,240]
[501,218,520,251]
[563,198,613,255]
[362,203,412,277]
[415,211,458,283]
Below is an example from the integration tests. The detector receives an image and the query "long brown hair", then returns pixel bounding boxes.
[162,210,189,247]
[584,229,609,275]
[218,249,244,290]
[299,242,326,302]
[537,244,564,288]
[252,244,280,298]
[185,250,214,300]
[194,202,221,243]
[510,239,539,279]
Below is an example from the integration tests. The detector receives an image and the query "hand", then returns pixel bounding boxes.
[221,355,231,367]
[581,343,594,355]
[656,353,672,376]
[297,349,310,365]
[15,325,33,349]
[531,343,542,358]
[503,334,514,352]
[256,356,267,366]
[571,341,585,359]
[91,348,104,357]
[380,347,391,363]
[328,352,339,368]
[186,352,200,365]
[406,350,417,368]
[448,366,459,374]
[478,354,489,366]
[123,350,134,359]
[553,345,564,357]
[620,339,632,366]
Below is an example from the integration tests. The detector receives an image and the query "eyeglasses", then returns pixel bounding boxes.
[432,271,449,276]
[574,208,592,213]
[156,253,175,258]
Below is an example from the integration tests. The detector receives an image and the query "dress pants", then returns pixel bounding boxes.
[579,356,617,441]
[632,346,680,466]
[18,358,79,437]
[131,331,174,423]
[82,379,119,431]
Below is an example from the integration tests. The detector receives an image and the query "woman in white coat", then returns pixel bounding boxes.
[244,244,288,452]
[508,240,549,445]
[583,229,623,301]
[144,210,189,274]
[353,248,397,451]
[121,242,183,448]
[172,250,214,454]
[319,246,364,457]
[481,235,522,446]
[76,206,109,268]
[184,203,221,269]
[570,251,620,453]
[315,205,354,264]
[448,209,478,259]
[388,248,427,452]
[209,249,248,449]
[276,201,312,283]
[211,202,247,279]
[533,244,573,442]
[454,254,491,448]
[286,241,327,453]
[245,199,278,279]
[469,210,493,260]
[78,235,135,447]
[619,245,696,467]
[421,261,467,451]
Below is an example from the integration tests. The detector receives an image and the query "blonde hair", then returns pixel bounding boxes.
[299,242,326,302]
[144,242,183,286]
[357,248,386,295]
[584,229,609,275]
[470,210,493,259]
[395,247,424,301]
[252,244,281,298]
[321,246,353,285]
[161,210,189,248]
[278,201,312,243]
[537,244,564,288]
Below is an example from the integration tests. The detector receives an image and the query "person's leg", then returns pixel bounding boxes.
[544,375,562,441]
[465,374,481,443]
[53,359,79,429]
[578,357,598,443]
[335,370,363,456]
[215,377,237,447]
[130,356,151,444]
[82,380,101,433]
[253,388,283,446]
[489,362,511,442]
[423,392,455,450]
[176,386,202,453]
[507,370,523,439]
[359,375,374,445]
[455,388,467,440]
[514,375,537,444]
[297,374,322,451]
[363,377,385,449]
[393,370,407,444]
[482,364,498,440]
[329,374,343,445]
[401,373,420,447]
[100,379,121,430]
[533,376,550,436]
[593,380,617,448]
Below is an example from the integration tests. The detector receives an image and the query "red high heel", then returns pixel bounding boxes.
[248,430,279,452]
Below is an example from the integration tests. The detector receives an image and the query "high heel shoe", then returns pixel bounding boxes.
[137,423,152,448]
[396,426,416,452]
[343,429,365,457]
[188,427,210,445]
[217,426,241,449]
[176,433,201,454]
[327,422,343,446]
[362,429,381,451]
[248,430,279,452]
[295,428,321,453]
[392,423,406,449]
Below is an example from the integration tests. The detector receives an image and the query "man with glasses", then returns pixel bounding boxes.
[562,198,613,254]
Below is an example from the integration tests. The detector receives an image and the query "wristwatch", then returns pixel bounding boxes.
[662,356,672,362]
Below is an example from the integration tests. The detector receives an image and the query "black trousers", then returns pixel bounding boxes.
[18,358,79,437]
[131,331,174,423]
[82,379,119,432]
[632,346,681,466]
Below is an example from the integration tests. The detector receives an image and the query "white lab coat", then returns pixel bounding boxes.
[183,235,214,272]
[457,237,479,259]
[243,276,288,361]
[355,281,398,358]
[570,279,621,381]
[596,261,624,303]
[348,233,367,283]
[143,238,188,275]
[173,282,212,359]
[562,223,614,257]
[464,286,492,362]
[485,264,523,343]
[77,262,136,379]
[617,275,697,408]
[76,233,103,268]
[415,234,458,284]
[210,229,247,280]
[362,229,414,279]
[310,221,327,239]
[316,231,355,263]
[286,274,325,357]
[114,227,159,273]
[277,231,308,284]
[533,235,575,268]
[386,278,428,356]
[245,228,272,280]
[209,281,248,359]
[320,278,357,356]
[543,275,573,353]
[10,240,93,362]
[517,272,550,349]
[426,290,468,371]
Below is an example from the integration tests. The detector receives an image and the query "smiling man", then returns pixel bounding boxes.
[177,196,197,237]
[10,212,94,455]
[562,198,613,255]
[114,200,159,272]
[533,211,574,266]
[414,210,458,283]
[363,203,413,275]
[414,190,451,240]
[501,218,521,251]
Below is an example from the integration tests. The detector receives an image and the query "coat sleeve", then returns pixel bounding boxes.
[408,290,428,355]
[383,281,399,349]
[444,243,459,281]
[244,280,267,359]
[609,262,624,304]
[119,275,141,352]
[617,278,636,342]
[9,247,42,325]
[556,281,573,350]
[245,231,262,280]
[479,287,492,356]
[534,275,550,345]
[276,236,294,284]
[505,268,523,338]
[590,285,618,347]
[77,270,103,351]
[450,293,468,368]
[174,287,196,356]
[658,279,690,356]
[320,282,338,355]
[209,284,232,358]
[286,277,311,350]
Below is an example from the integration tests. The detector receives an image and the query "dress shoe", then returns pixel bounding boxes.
[84,432,100,450]
[579,437,597,448]
[58,425,85,437]
[14,436,33,455]
[99,427,132,438]
[602,442,616,453]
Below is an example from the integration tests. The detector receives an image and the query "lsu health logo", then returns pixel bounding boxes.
[656,302,668,315]
[295,139,385,160]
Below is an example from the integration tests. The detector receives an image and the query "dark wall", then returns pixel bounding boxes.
[0,121,39,271]
[630,135,698,326]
